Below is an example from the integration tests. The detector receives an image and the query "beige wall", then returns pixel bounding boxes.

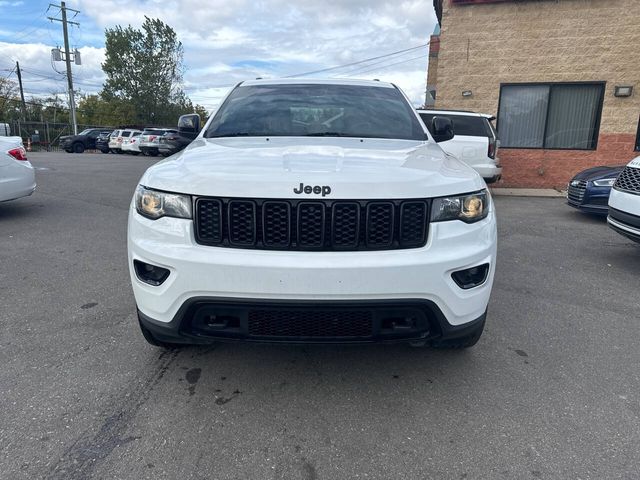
[436,0,640,134]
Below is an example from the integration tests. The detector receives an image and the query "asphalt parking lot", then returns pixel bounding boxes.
[1,151,639,480]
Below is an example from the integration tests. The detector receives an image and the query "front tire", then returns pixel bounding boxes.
[73,143,85,154]
[430,317,485,349]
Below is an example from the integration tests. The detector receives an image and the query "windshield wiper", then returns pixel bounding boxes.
[304,132,349,137]
[208,132,254,138]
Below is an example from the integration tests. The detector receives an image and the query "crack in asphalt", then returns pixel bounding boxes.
[45,348,180,480]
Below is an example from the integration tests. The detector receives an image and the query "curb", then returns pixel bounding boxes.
[490,188,566,198]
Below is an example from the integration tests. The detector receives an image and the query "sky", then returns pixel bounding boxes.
[0,0,438,111]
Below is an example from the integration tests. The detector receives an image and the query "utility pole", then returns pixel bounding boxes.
[15,61,26,121]
[48,2,80,134]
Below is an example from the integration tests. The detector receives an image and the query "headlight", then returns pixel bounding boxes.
[431,190,489,223]
[135,185,192,220]
[592,178,616,187]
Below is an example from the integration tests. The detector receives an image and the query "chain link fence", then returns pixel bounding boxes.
[8,121,115,152]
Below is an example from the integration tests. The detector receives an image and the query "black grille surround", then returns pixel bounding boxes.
[138,298,489,345]
[195,197,430,251]
[180,299,437,343]
[614,166,640,195]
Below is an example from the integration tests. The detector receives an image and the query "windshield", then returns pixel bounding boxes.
[78,129,93,136]
[204,84,426,141]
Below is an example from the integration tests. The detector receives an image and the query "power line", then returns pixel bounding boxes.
[3,66,16,79]
[336,47,428,77]
[342,53,429,78]
[284,43,429,78]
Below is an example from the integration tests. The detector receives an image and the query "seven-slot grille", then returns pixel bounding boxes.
[567,180,587,204]
[195,197,429,251]
[614,166,640,194]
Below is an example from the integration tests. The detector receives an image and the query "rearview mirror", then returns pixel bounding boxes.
[178,114,201,139]
[431,116,454,143]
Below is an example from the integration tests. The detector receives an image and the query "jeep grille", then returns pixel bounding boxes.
[195,197,429,251]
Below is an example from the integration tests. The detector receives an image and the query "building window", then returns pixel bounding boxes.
[497,83,605,150]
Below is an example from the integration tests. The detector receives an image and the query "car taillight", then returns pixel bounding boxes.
[8,147,27,161]
[488,139,496,159]
[149,135,156,142]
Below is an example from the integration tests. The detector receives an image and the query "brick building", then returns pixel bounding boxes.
[429,0,640,188]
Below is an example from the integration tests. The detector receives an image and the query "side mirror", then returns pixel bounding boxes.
[178,114,201,139]
[431,116,454,143]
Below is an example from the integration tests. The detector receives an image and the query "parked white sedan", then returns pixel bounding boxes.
[0,136,36,202]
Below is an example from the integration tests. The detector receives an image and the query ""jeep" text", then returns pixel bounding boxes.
[293,183,332,197]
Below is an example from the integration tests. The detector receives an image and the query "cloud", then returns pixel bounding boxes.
[2,0,437,108]
[0,41,106,99]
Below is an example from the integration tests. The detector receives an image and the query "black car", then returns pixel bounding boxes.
[95,130,113,154]
[567,165,625,215]
[158,131,193,156]
[59,128,112,153]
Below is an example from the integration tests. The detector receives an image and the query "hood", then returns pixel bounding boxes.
[140,137,484,199]
[627,156,640,169]
[59,135,78,143]
[571,165,626,182]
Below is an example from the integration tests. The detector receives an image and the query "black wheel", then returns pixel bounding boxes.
[430,318,485,349]
[138,320,183,349]
[131,151,140,156]
[101,148,109,154]
[73,143,85,153]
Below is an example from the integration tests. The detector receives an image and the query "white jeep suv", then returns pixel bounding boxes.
[128,79,497,349]
[417,109,502,183]
[608,156,640,243]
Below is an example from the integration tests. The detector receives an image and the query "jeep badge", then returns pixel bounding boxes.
[293,183,331,197]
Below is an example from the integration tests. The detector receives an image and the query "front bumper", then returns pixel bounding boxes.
[567,184,611,215]
[608,188,640,243]
[138,298,487,345]
[128,202,497,342]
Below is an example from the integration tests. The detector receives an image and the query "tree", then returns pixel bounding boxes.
[101,17,186,125]
[0,77,20,122]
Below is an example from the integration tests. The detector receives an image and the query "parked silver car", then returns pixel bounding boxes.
[139,128,178,156]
